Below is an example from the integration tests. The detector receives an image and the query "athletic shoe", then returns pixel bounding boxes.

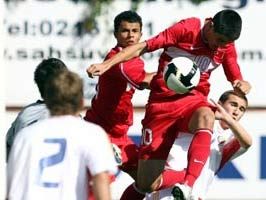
[171,184,192,200]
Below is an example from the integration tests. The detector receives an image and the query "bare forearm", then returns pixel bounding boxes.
[226,118,252,149]
[92,172,111,200]
[104,42,147,70]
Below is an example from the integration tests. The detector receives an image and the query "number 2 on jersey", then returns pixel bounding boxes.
[38,138,67,188]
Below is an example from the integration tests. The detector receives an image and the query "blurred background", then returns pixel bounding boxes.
[2,0,266,199]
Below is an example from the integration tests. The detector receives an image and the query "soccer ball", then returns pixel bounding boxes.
[163,57,200,94]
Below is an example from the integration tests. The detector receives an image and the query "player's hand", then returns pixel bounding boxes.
[210,99,232,123]
[233,80,251,95]
[86,63,109,78]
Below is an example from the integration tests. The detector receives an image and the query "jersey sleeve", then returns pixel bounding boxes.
[218,138,247,171]
[222,43,243,82]
[106,47,146,90]
[84,126,117,176]
[146,19,186,52]
[118,58,146,90]
[146,18,198,52]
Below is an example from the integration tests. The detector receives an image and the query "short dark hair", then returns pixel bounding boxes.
[219,90,248,106]
[34,58,67,98]
[114,10,142,33]
[212,9,242,41]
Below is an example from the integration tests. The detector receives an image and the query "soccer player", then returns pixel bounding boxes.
[145,90,252,200]
[87,9,251,199]
[84,10,155,179]
[6,58,67,159]
[7,70,117,200]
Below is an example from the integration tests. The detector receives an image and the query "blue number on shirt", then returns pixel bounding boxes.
[38,138,66,188]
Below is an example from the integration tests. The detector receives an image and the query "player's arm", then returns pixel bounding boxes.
[213,100,252,171]
[222,44,251,95]
[232,79,251,95]
[213,100,252,149]
[87,41,148,77]
[92,171,112,200]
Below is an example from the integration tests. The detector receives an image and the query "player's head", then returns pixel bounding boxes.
[34,58,67,99]
[204,9,242,50]
[213,9,242,41]
[44,70,84,116]
[218,90,248,121]
[114,10,142,48]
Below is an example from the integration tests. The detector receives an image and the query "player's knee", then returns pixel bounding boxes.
[189,107,215,131]
[199,109,215,125]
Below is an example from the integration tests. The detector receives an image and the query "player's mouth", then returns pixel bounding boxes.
[127,40,135,45]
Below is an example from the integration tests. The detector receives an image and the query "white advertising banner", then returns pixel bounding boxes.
[3,0,266,107]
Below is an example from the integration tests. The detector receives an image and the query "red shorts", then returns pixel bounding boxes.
[109,135,139,172]
[140,91,214,160]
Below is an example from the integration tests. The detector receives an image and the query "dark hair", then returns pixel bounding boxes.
[114,10,142,33]
[44,70,83,116]
[212,9,242,41]
[34,58,67,98]
[219,90,248,106]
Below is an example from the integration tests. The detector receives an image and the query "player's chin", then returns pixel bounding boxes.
[127,41,137,46]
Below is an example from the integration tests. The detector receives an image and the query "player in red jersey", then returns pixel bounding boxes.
[84,10,155,180]
[87,9,251,200]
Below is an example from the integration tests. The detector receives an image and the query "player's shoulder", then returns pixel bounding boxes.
[180,17,201,28]
[71,117,107,136]
[105,46,121,60]
[16,101,49,125]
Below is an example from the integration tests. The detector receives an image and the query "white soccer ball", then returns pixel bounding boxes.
[163,57,200,94]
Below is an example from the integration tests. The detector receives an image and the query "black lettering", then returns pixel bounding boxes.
[3,49,12,60]
[81,49,93,59]
[49,46,61,58]
[73,21,84,37]
[146,22,153,36]
[57,20,67,36]
[17,49,27,60]
[97,50,107,60]
[32,49,45,59]
[241,50,263,60]
[223,0,247,9]
[66,48,77,59]
[40,21,52,36]
[8,24,20,36]
[24,21,28,35]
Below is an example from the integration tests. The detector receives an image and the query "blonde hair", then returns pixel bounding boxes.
[44,69,83,116]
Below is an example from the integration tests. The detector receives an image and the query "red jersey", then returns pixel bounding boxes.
[85,46,146,137]
[146,17,243,102]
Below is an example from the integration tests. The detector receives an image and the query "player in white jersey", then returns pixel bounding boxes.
[6,58,67,159]
[7,70,117,200]
[145,90,252,200]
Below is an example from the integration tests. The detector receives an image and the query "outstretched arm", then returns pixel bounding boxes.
[87,42,148,78]
[211,100,252,148]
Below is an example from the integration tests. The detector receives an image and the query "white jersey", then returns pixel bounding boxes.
[6,100,49,158]
[7,115,117,200]
[146,121,247,200]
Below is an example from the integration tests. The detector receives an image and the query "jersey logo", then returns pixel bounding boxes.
[193,159,205,165]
